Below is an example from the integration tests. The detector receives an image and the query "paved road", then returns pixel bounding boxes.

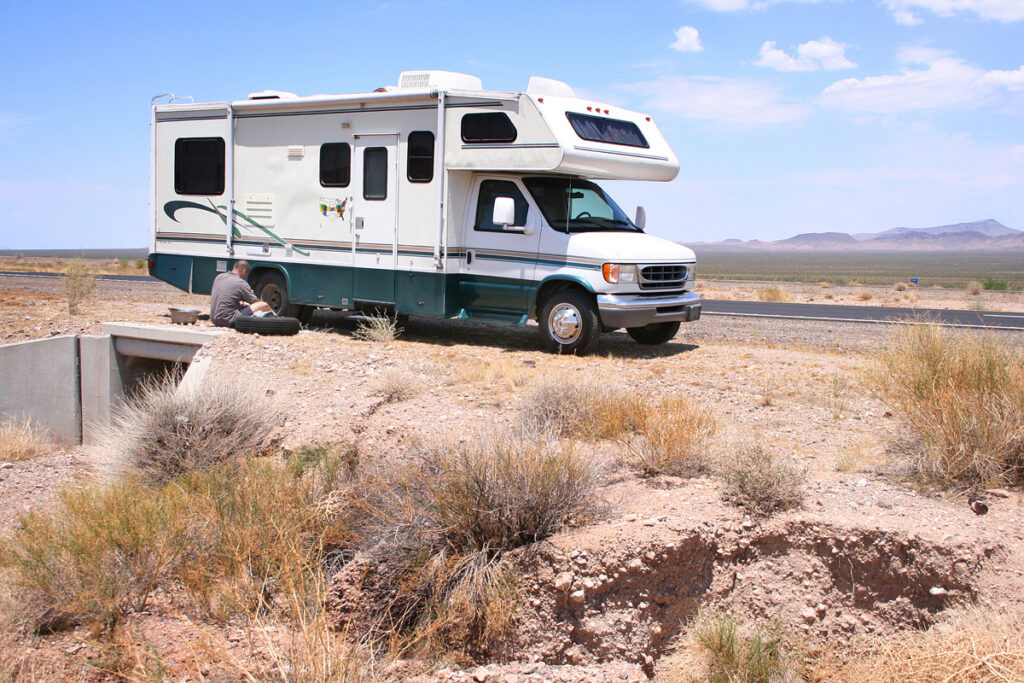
[3,270,1022,330]
[702,299,1024,330]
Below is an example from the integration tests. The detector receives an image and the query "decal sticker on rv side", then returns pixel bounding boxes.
[319,198,348,219]
[162,199,310,256]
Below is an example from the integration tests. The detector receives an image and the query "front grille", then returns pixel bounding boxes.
[639,264,688,290]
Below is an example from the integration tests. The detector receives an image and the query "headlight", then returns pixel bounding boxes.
[602,263,638,284]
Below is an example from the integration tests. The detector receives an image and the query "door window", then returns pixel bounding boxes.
[363,147,388,200]
[474,180,529,232]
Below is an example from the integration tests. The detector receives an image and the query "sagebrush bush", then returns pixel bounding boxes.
[872,324,1024,486]
[757,286,790,303]
[0,449,356,632]
[520,375,645,440]
[353,314,401,342]
[857,289,873,301]
[64,258,95,315]
[617,396,716,476]
[718,443,804,516]
[100,374,279,484]
[0,418,46,461]
[373,367,426,403]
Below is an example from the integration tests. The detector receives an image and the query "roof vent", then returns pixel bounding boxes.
[527,76,575,98]
[397,70,483,91]
[248,89,299,100]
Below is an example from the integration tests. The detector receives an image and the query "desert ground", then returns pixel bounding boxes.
[1,272,1023,681]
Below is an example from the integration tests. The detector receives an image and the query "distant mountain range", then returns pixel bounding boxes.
[696,219,1024,251]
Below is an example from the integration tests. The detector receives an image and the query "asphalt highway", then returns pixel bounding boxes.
[2,271,1022,330]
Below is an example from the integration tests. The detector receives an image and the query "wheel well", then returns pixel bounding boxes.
[248,267,288,291]
[532,280,593,319]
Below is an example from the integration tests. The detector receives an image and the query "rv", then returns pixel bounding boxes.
[149,70,700,354]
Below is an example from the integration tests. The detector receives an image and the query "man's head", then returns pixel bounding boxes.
[232,260,251,278]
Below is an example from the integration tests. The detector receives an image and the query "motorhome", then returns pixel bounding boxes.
[149,70,700,353]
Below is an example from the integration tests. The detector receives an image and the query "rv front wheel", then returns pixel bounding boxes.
[539,290,600,355]
[254,271,298,317]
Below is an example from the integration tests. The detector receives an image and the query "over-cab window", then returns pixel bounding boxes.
[566,112,649,148]
[461,113,517,143]
[320,143,351,187]
[363,147,388,200]
[474,180,529,232]
[407,131,434,183]
[174,137,225,195]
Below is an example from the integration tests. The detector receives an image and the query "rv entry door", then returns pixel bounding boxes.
[352,134,398,306]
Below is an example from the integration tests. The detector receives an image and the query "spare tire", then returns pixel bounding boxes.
[234,315,301,336]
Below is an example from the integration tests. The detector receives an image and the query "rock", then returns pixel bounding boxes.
[473,666,491,682]
[986,489,1011,499]
[569,589,586,604]
[929,586,948,596]
[553,572,573,592]
[856,478,868,487]
[801,607,817,623]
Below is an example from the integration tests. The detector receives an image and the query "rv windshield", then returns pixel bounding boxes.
[523,177,639,234]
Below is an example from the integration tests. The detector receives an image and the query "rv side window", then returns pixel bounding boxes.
[363,147,387,200]
[407,131,434,183]
[461,113,517,143]
[174,137,225,195]
[474,180,528,232]
[320,143,351,187]
[565,112,649,148]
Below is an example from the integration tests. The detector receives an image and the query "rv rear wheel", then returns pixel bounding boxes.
[626,321,680,345]
[538,290,600,355]
[254,271,298,317]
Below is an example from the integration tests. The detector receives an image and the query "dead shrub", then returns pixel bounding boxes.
[64,258,95,315]
[871,324,1024,487]
[617,397,717,476]
[718,443,805,516]
[894,282,908,292]
[374,367,426,403]
[354,314,401,342]
[454,357,532,389]
[0,449,357,633]
[666,608,801,682]
[857,288,873,301]
[968,281,983,296]
[520,374,646,440]
[845,608,1024,682]
[757,286,790,303]
[99,373,279,485]
[0,418,46,461]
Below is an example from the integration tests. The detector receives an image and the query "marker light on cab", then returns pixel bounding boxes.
[602,263,638,284]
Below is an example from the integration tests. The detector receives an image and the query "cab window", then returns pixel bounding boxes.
[474,180,529,232]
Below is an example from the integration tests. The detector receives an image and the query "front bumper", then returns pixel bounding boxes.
[596,290,702,329]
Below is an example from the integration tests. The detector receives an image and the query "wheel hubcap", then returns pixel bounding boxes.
[263,285,283,313]
[549,303,582,344]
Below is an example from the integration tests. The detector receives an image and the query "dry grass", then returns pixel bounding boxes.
[969,281,983,295]
[857,288,874,301]
[894,282,908,292]
[520,374,646,440]
[760,377,777,407]
[617,397,717,477]
[353,315,401,342]
[98,373,279,485]
[664,608,801,683]
[824,372,850,419]
[0,418,47,461]
[64,258,95,315]
[374,367,427,403]
[717,442,805,516]
[757,286,791,303]
[453,357,533,389]
[844,608,1024,682]
[871,324,1024,486]
[0,449,357,633]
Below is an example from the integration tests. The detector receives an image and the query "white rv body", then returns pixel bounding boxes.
[150,71,700,353]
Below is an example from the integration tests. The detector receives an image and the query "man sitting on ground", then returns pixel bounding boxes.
[209,260,275,328]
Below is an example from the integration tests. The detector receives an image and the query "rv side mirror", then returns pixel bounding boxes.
[493,196,516,228]
[634,206,647,231]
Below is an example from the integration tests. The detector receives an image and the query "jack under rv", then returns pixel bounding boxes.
[149,70,700,354]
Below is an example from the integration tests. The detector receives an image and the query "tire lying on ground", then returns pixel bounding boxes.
[233,315,301,336]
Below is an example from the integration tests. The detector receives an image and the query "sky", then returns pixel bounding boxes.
[0,0,1022,248]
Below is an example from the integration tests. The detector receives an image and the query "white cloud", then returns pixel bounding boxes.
[882,0,1024,24]
[625,75,810,126]
[755,37,856,71]
[820,48,1024,112]
[670,26,704,52]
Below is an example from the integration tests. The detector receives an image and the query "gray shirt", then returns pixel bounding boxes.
[210,272,258,327]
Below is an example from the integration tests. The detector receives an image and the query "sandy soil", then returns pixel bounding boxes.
[1,275,1023,681]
